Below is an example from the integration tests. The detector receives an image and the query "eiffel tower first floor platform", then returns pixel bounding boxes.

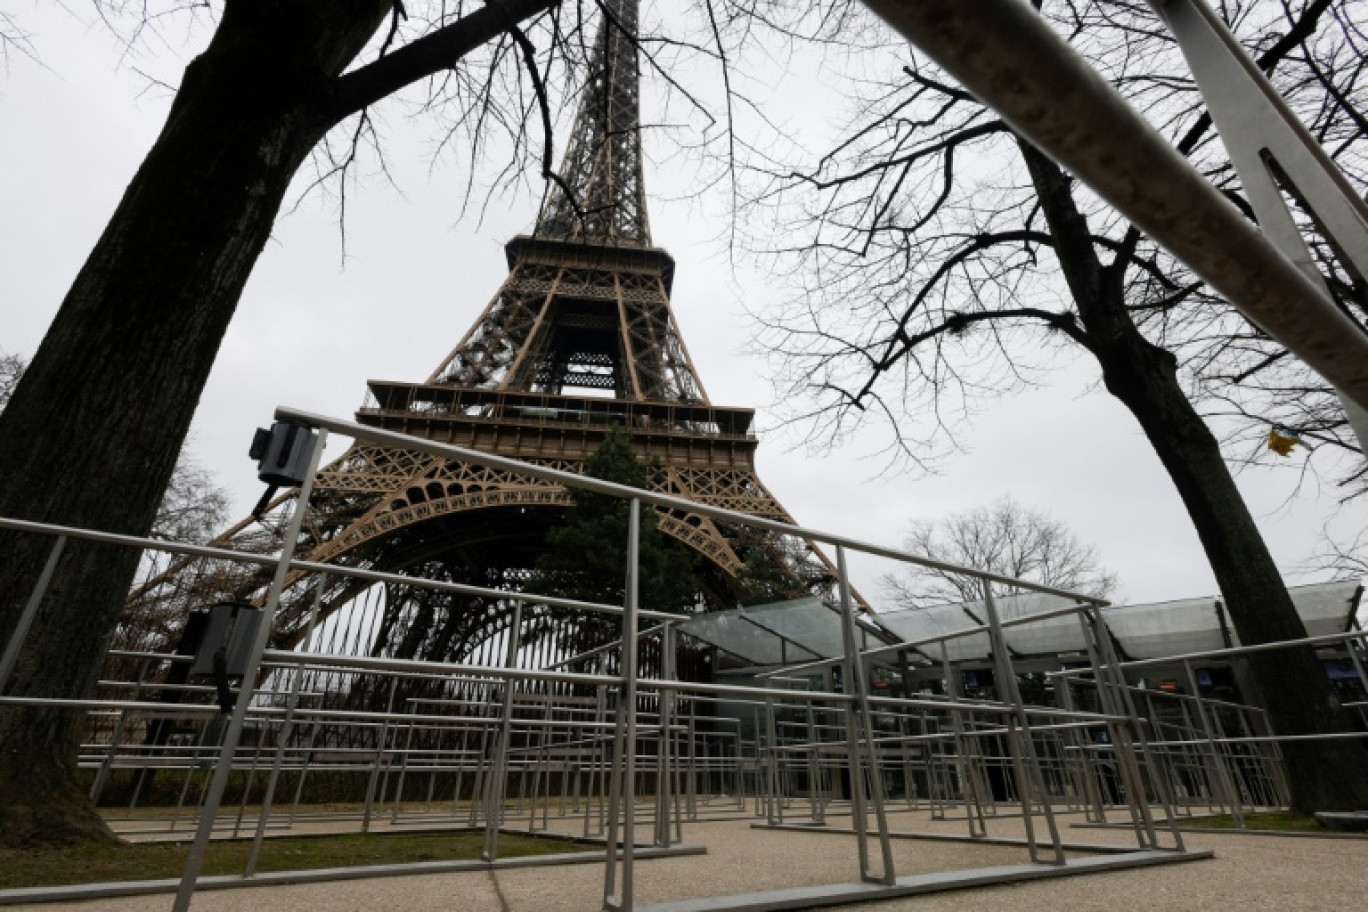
[125,393,842,665]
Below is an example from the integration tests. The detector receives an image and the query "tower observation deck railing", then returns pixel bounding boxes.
[359,384,757,442]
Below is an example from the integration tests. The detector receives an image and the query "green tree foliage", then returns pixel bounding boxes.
[531,427,699,647]
[729,533,821,607]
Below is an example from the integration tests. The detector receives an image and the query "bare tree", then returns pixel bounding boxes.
[0,10,38,70]
[882,498,1117,607]
[1185,0,1368,498]
[148,454,230,545]
[2,350,231,650]
[0,350,25,409]
[0,0,579,846]
[1304,527,1368,580]
[0,0,565,835]
[744,0,1368,810]
[3,350,227,536]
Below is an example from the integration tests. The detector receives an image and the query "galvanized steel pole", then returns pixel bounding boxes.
[172,427,328,912]
[0,534,66,694]
[1149,0,1368,451]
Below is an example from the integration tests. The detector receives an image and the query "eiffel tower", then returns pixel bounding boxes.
[125,0,836,665]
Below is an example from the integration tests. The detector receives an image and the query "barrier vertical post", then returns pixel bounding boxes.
[483,602,523,861]
[836,545,895,885]
[604,498,640,911]
[172,427,327,912]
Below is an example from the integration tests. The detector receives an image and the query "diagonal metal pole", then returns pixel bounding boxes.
[981,582,1064,865]
[361,678,399,834]
[0,534,66,694]
[172,427,326,912]
[941,642,987,837]
[1084,606,1184,851]
[1149,0,1368,451]
[836,546,895,885]
[483,602,522,861]
[245,573,328,875]
[655,622,678,846]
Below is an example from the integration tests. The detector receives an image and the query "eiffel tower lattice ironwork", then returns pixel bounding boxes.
[125,0,839,664]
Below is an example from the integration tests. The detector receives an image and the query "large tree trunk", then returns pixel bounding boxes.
[0,2,390,845]
[1020,141,1368,812]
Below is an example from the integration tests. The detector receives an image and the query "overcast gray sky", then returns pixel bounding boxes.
[2,5,1362,607]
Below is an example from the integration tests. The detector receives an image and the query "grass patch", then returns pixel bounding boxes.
[102,801,449,820]
[1177,811,1327,833]
[0,831,586,890]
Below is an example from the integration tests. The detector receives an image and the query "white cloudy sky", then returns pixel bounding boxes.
[1,4,1363,607]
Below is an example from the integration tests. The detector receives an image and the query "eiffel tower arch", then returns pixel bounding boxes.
[125,0,838,668]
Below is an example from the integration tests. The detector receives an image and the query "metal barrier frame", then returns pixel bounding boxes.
[1,406,1226,911]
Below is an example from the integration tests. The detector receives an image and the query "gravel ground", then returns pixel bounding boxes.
[9,808,1368,912]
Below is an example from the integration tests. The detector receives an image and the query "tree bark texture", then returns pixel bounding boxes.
[1018,140,1368,812]
[0,1,418,845]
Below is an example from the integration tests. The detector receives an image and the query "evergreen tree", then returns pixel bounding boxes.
[730,533,821,607]
[531,427,699,649]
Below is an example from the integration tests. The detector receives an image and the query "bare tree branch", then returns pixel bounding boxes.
[882,496,1118,606]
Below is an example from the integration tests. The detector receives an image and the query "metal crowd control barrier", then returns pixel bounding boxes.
[2,406,1223,910]
[1047,628,1368,831]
